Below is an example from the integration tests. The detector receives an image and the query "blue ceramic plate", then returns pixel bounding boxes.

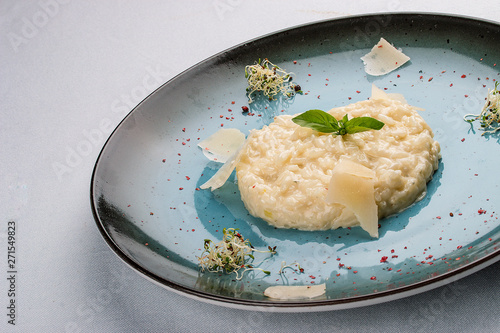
[91,13,500,311]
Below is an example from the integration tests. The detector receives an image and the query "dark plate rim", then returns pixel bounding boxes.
[90,12,500,310]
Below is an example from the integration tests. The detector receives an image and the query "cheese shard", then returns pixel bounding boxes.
[198,128,246,163]
[200,145,244,190]
[361,38,410,76]
[371,83,407,104]
[326,159,378,238]
[264,283,326,300]
[371,83,424,111]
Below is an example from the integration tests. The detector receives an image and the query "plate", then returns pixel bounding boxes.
[91,13,500,311]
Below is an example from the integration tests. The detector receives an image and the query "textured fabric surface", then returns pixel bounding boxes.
[1,1,499,332]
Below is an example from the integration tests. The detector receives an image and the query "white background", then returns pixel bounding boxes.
[1,1,499,332]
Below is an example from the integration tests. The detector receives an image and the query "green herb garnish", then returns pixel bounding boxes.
[197,228,276,280]
[292,109,384,136]
[245,58,301,103]
[463,81,500,135]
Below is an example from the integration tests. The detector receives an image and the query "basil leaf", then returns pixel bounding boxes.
[344,116,385,134]
[292,109,339,133]
[292,109,384,136]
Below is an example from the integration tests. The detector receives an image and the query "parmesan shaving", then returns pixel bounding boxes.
[361,38,410,76]
[200,146,243,190]
[264,283,326,300]
[198,128,246,163]
[325,160,378,238]
[371,84,424,111]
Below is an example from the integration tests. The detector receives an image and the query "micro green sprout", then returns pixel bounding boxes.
[464,81,500,135]
[244,58,301,103]
[197,228,277,280]
[279,261,304,274]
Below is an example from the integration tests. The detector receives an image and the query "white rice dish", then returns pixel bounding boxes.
[235,97,441,231]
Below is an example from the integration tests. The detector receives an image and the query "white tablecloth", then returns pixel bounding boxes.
[1,1,499,332]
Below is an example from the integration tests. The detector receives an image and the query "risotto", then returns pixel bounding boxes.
[234,94,440,236]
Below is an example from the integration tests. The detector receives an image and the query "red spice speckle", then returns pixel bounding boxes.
[185,176,190,180]
[478,209,487,215]
[461,74,467,78]
[179,187,184,190]
[370,276,377,280]
[461,138,465,142]
[380,256,389,263]
[162,159,166,163]
[428,77,433,82]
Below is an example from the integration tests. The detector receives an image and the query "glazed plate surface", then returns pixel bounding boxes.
[91,13,500,311]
